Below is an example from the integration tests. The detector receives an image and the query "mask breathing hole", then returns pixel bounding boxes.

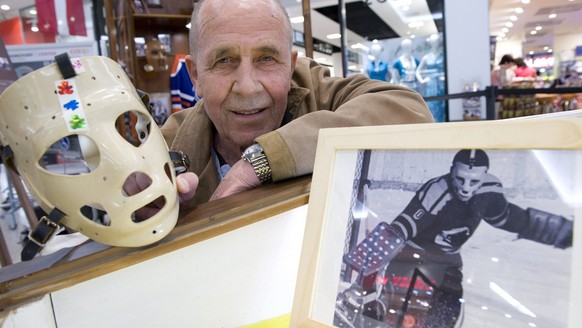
[80,204,111,226]
[116,110,152,147]
[39,135,100,175]
[131,196,167,223]
[164,162,174,182]
[122,172,152,197]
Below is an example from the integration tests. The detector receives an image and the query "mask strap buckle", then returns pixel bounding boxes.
[21,208,66,261]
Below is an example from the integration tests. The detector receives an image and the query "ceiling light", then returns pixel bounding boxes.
[521,0,530,3]
[290,16,304,24]
[0,4,10,10]
[505,22,513,27]
[326,33,341,40]
[549,13,557,19]
[510,15,518,21]
[31,25,39,32]
[529,50,534,55]
[502,27,509,33]
[530,30,537,35]
[548,49,553,53]
[350,43,369,52]
[535,26,542,31]
[185,22,191,29]
[496,36,504,41]
[544,46,549,50]
[515,7,524,14]
[408,21,424,28]
[29,9,37,15]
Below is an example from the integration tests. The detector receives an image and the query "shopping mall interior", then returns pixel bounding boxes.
[1,1,581,327]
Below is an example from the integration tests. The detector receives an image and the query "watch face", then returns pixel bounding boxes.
[243,143,263,159]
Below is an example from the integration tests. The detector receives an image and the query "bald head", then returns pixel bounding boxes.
[189,0,293,58]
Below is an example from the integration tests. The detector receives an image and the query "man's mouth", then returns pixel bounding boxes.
[234,108,265,115]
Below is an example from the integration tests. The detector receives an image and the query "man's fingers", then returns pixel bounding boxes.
[177,172,199,203]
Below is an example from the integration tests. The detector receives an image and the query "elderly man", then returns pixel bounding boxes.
[129,0,433,213]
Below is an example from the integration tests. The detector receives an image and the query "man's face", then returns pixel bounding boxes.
[189,0,298,151]
[451,162,487,202]
[146,40,167,71]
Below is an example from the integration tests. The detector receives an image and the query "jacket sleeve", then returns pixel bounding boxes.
[256,57,434,181]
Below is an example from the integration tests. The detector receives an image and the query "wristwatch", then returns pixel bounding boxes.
[169,150,190,175]
[241,143,272,184]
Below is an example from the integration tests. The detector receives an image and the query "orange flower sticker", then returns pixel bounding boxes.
[57,81,74,95]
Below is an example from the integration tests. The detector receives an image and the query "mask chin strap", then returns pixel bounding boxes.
[21,208,66,261]
[20,52,76,261]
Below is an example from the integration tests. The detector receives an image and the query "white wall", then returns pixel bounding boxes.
[553,32,582,74]
[444,0,491,121]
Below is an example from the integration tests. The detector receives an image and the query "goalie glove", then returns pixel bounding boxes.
[343,222,406,276]
[518,208,573,249]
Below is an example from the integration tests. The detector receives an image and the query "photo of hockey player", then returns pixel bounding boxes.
[334,149,575,328]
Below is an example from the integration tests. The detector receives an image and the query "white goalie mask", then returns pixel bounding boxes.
[0,55,179,249]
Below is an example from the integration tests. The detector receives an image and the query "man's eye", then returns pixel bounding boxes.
[260,55,274,62]
[217,57,231,64]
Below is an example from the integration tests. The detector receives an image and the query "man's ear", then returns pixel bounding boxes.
[291,50,298,75]
[185,55,201,97]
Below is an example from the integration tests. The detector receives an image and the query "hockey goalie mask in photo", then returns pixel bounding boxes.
[0,55,179,260]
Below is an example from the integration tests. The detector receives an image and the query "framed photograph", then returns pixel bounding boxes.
[132,0,149,13]
[146,0,163,8]
[290,118,582,328]
[148,92,171,126]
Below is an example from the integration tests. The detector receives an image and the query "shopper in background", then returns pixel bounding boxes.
[124,0,433,215]
[490,54,516,87]
[513,57,537,78]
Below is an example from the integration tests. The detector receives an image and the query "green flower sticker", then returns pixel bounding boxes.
[70,115,86,130]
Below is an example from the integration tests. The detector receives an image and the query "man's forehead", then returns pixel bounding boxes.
[453,162,487,176]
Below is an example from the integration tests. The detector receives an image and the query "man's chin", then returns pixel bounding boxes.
[455,194,471,202]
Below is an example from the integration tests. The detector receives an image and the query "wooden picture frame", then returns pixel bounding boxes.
[290,118,582,328]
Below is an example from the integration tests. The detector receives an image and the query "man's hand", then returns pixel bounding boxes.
[122,172,199,220]
[210,160,260,201]
[176,172,199,203]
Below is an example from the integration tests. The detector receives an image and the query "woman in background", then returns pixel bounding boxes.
[513,57,537,78]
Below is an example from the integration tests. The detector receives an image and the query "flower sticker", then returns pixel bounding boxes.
[58,81,74,95]
[69,115,86,130]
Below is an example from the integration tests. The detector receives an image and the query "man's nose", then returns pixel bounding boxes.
[232,61,261,95]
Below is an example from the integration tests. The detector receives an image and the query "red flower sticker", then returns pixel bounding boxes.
[57,81,74,95]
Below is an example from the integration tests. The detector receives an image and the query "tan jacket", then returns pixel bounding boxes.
[161,57,433,211]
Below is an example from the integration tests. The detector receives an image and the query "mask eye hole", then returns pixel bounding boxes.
[80,204,111,227]
[116,110,152,147]
[38,135,99,175]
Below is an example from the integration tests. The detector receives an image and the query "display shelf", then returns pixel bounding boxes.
[104,0,192,140]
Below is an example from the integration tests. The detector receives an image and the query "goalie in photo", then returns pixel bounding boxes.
[334,149,574,328]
